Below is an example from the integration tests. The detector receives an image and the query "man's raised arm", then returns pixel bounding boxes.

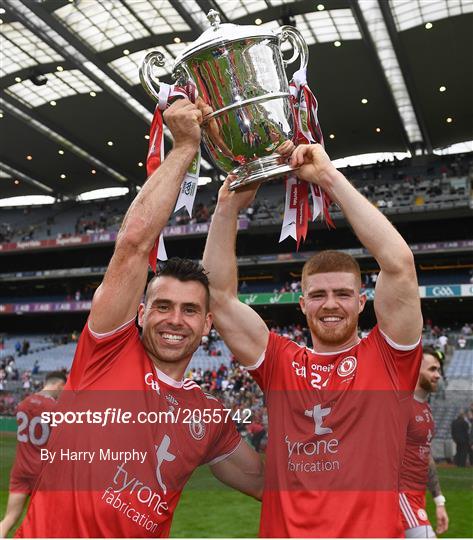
[202,180,269,367]
[89,100,203,334]
[291,144,422,345]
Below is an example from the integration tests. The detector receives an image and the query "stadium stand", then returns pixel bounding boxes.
[1,150,471,241]
[430,348,473,460]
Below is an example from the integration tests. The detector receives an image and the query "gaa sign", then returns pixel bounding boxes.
[427,285,461,297]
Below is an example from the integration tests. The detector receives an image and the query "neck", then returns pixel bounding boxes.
[414,387,429,402]
[311,332,360,353]
[40,388,56,398]
[149,353,190,383]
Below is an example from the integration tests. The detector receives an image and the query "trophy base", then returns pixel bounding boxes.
[228,155,296,191]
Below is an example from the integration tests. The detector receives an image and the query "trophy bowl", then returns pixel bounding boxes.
[140,11,308,190]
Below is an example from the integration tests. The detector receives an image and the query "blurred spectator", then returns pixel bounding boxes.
[5,357,18,381]
[461,323,472,336]
[20,340,30,356]
[437,334,448,354]
[451,411,470,467]
[194,203,209,224]
[22,371,31,390]
[290,280,301,293]
[467,406,473,467]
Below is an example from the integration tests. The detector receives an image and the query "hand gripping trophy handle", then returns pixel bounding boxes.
[139,51,167,102]
[277,26,308,71]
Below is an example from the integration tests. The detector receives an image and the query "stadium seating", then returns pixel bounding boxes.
[430,349,473,459]
[1,172,470,243]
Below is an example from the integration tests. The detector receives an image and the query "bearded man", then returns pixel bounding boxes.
[203,144,423,537]
[400,347,449,537]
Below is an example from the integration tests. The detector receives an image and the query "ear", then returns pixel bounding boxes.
[203,312,213,336]
[137,303,145,327]
[358,293,367,314]
[299,294,306,315]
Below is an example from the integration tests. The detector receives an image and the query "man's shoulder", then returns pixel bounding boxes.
[18,392,55,413]
[269,331,308,354]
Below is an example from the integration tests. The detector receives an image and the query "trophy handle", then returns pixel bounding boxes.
[278,26,308,70]
[172,65,191,86]
[139,51,166,102]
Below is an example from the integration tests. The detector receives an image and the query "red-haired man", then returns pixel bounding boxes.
[203,144,423,537]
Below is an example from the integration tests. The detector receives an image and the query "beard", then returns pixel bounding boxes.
[419,375,436,393]
[308,315,359,347]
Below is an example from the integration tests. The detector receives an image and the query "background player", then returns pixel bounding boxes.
[203,143,423,536]
[16,99,263,538]
[0,371,66,537]
[400,347,449,537]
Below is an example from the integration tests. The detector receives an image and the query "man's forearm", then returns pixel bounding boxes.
[119,146,196,251]
[203,204,239,298]
[323,170,413,272]
[427,455,442,498]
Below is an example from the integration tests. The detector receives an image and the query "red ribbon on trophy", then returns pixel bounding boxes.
[145,82,199,271]
[280,67,334,248]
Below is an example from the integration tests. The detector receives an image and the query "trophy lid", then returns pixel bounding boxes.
[174,10,276,65]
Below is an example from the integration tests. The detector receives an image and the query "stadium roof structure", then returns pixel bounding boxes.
[1,0,472,200]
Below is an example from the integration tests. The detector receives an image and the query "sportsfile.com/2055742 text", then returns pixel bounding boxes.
[40,407,252,427]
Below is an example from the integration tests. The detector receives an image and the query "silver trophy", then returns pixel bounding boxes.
[140,10,308,190]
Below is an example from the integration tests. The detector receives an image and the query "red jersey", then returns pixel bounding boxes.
[399,397,435,529]
[17,320,240,538]
[10,392,57,493]
[248,324,422,537]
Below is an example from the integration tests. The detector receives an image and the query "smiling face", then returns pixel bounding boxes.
[299,271,366,351]
[418,353,441,394]
[138,276,212,370]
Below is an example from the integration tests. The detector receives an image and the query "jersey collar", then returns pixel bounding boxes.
[153,365,184,388]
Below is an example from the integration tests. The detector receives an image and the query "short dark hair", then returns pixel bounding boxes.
[423,346,441,362]
[302,250,362,290]
[45,371,67,384]
[146,257,210,311]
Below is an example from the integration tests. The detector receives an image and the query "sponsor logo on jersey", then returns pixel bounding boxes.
[418,445,430,460]
[189,419,206,441]
[155,434,176,495]
[304,404,333,435]
[165,393,178,406]
[415,415,424,422]
[102,439,173,534]
[337,356,357,377]
[145,372,160,395]
[285,403,340,473]
[291,360,333,389]
[292,360,307,378]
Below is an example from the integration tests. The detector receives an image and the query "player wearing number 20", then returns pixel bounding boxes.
[0,371,67,538]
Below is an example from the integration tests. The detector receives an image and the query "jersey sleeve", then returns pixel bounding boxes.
[246,331,291,392]
[68,317,138,389]
[368,324,422,391]
[204,402,242,465]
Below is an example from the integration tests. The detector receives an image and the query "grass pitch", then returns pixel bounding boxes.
[1,434,472,537]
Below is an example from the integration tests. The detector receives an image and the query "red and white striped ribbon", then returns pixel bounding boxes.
[145,82,200,270]
[280,68,333,247]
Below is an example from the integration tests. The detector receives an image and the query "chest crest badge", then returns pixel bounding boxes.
[337,356,357,377]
